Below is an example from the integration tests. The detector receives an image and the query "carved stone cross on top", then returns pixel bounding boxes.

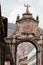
[24,4,30,14]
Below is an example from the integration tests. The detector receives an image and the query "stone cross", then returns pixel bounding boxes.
[24,4,30,13]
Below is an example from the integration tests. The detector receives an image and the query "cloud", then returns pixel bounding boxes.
[8,5,25,23]
[39,0,43,6]
[18,0,23,2]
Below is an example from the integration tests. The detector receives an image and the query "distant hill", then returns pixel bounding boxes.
[8,23,16,36]
[8,23,16,29]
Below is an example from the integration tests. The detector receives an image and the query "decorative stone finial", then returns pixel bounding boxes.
[24,4,30,14]
[17,14,20,20]
[36,15,39,21]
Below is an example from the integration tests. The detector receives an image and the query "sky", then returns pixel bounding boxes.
[0,0,43,28]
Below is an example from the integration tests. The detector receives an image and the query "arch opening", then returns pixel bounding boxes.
[17,41,37,65]
[4,61,11,65]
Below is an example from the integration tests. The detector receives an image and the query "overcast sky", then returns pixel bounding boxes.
[0,0,43,28]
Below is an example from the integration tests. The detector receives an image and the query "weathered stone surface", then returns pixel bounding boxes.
[1,4,43,65]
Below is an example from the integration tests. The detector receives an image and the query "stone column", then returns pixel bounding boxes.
[37,44,43,65]
[36,48,40,65]
[41,44,43,65]
[15,44,17,65]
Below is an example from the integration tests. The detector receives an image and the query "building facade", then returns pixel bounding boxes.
[0,4,8,65]
[0,4,43,65]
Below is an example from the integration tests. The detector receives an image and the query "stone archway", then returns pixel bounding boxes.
[15,38,39,65]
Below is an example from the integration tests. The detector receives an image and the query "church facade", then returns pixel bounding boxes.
[0,4,43,65]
